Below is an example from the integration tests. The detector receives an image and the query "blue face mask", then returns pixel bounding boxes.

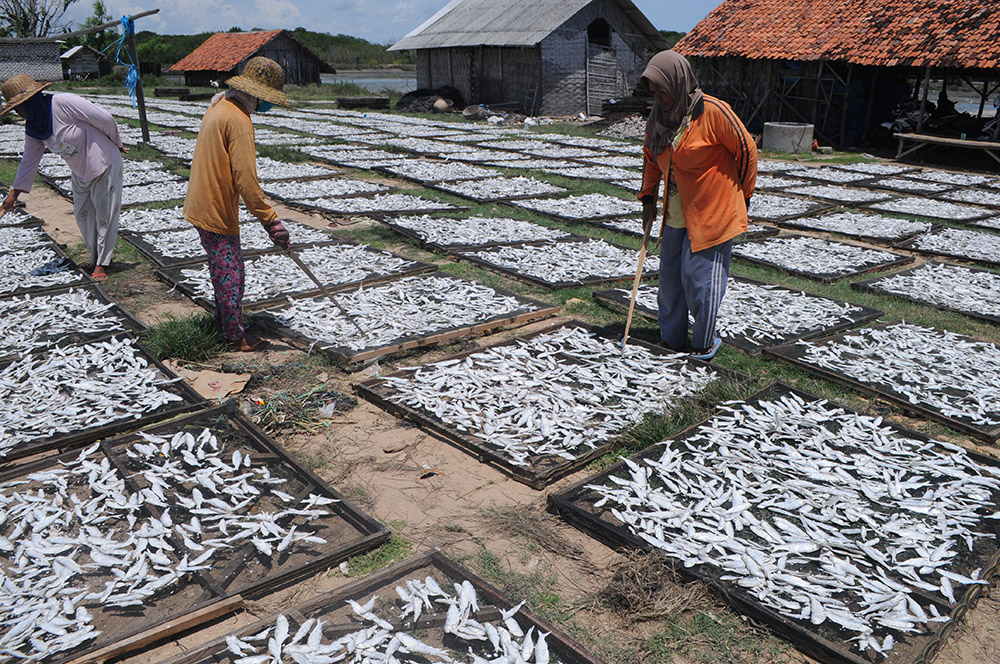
[257,101,273,113]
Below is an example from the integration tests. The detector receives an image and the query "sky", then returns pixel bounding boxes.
[63,0,725,44]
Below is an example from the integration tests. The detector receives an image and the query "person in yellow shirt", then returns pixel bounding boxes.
[184,57,291,352]
[638,50,757,361]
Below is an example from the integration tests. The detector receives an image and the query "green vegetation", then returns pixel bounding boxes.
[646,611,793,663]
[658,30,687,47]
[142,313,225,362]
[346,533,413,577]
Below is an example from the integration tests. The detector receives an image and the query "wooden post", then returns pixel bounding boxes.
[125,25,150,143]
[916,66,931,133]
[839,63,853,147]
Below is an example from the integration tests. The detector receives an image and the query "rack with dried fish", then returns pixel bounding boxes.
[0,403,387,664]
[832,162,918,177]
[0,209,41,227]
[938,188,1000,209]
[456,238,658,289]
[593,277,881,355]
[118,206,202,233]
[895,227,1000,267]
[0,284,145,362]
[778,210,933,243]
[357,322,728,487]
[765,321,1000,441]
[255,157,337,182]
[298,193,464,217]
[866,196,993,222]
[755,175,809,190]
[537,164,642,181]
[786,166,873,184]
[0,244,91,296]
[159,550,604,664]
[852,261,1000,325]
[748,193,831,222]
[262,177,392,201]
[0,334,206,461]
[861,176,956,196]
[509,192,642,222]
[733,234,912,282]
[157,242,434,310]
[123,222,335,268]
[969,216,1000,232]
[120,181,190,208]
[430,175,567,202]
[383,214,574,251]
[0,223,58,253]
[377,159,502,184]
[783,184,894,204]
[904,170,996,187]
[550,382,1000,664]
[254,273,558,365]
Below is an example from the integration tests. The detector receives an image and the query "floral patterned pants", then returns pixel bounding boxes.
[196,227,245,341]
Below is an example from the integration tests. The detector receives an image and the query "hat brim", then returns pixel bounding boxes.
[0,80,53,116]
[225,75,289,107]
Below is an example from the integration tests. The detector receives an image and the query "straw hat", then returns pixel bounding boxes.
[0,74,53,116]
[226,57,289,107]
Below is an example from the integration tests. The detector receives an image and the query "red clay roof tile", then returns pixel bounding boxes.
[171,30,283,72]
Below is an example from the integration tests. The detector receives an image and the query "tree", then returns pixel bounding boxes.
[0,0,77,37]
[63,1,115,53]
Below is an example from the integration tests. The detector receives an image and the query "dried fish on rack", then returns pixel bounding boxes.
[0,288,135,358]
[175,243,419,306]
[904,170,996,186]
[748,193,828,221]
[780,210,932,241]
[448,148,531,163]
[756,159,796,173]
[539,164,642,181]
[733,235,908,280]
[525,145,607,159]
[262,177,390,200]
[119,206,191,233]
[854,261,1000,322]
[120,181,189,207]
[384,137,468,155]
[783,184,892,204]
[867,196,991,221]
[755,175,808,190]
[583,387,1000,657]
[786,166,872,184]
[387,214,571,249]
[574,154,643,169]
[0,224,54,252]
[862,176,955,195]
[256,157,336,181]
[510,192,642,220]
[970,216,1000,231]
[262,274,550,353]
[0,336,186,456]
[0,246,87,294]
[460,238,657,287]
[377,325,718,467]
[381,160,501,183]
[0,209,37,227]
[901,227,1000,265]
[790,322,1000,428]
[128,222,332,263]
[832,162,916,176]
[939,187,1000,208]
[432,175,567,201]
[604,279,874,351]
[305,192,459,215]
[0,428,339,661]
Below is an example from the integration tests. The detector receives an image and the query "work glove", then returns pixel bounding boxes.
[641,196,657,237]
[265,219,290,249]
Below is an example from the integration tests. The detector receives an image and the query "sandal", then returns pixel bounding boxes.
[690,336,723,362]
[91,271,108,282]
[228,335,271,352]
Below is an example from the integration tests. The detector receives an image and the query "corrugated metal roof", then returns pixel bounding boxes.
[171,30,283,72]
[676,0,1000,69]
[389,0,667,51]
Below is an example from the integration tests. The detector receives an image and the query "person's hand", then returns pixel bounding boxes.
[745,197,752,212]
[0,189,18,216]
[119,145,130,154]
[642,199,658,237]
[265,219,290,249]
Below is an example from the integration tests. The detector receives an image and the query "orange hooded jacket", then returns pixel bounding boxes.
[639,94,757,253]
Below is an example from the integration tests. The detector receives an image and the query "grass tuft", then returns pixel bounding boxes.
[346,533,413,577]
[142,313,225,362]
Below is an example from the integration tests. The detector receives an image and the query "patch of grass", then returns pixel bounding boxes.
[142,313,225,362]
[346,532,413,577]
[646,611,793,663]
[256,145,308,163]
[474,548,570,624]
[479,504,587,560]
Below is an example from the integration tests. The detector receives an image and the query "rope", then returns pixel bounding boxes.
[103,15,140,108]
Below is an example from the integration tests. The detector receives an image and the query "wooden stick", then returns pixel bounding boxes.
[63,594,243,664]
[620,222,652,351]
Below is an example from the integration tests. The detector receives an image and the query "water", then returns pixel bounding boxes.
[321,72,416,94]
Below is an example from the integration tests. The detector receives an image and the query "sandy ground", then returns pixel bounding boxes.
[24,183,1000,664]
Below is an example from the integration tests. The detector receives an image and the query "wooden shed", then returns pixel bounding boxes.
[675,0,1000,147]
[170,30,334,87]
[61,45,109,80]
[0,40,62,82]
[389,0,667,116]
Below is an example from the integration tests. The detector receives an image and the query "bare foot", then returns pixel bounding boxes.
[91,267,108,282]
[228,335,271,352]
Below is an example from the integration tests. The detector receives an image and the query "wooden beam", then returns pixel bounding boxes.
[0,9,159,43]
[62,595,243,664]
[840,63,853,147]
[125,28,151,143]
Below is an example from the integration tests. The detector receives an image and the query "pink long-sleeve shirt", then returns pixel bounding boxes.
[12,93,123,192]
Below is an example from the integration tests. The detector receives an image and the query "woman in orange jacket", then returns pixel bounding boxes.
[639,50,757,360]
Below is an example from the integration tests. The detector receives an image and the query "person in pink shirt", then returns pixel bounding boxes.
[0,74,128,281]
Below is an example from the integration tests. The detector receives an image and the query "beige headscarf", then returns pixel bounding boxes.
[641,50,704,155]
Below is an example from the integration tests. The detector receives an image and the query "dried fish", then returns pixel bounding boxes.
[433,176,566,201]
[755,175,808,190]
[261,177,390,200]
[574,154,643,169]
[510,193,642,220]
[863,176,955,194]
[0,288,131,357]
[607,279,870,350]
[460,238,656,287]
[939,187,1000,208]
[904,170,996,186]
[378,325,717,467]
[254,157,337,182]
[857,261,1000,320]
[388,214,571,248]
[120,181,189,207]
[783,184,892,204]
[867,196,991,221]
[903,227,1000,265]
[585,389,1000,656]
[747,193,827,221]
[0,225,54,252]
[781,211,931,241]
[265,274,548,352]
[383,137,468,155]
[793,322,1000,427]
[118,206,200,233]
[0,209,37,227]
[734,235,906,280]
[130,222,332,261]
[833,162,915,176]
[381,160,502,183]
[305,193,458,215]
[786,166,872,184]
[0,246,87,294]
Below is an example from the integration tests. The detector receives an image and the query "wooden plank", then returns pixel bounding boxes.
[62,595,244,664]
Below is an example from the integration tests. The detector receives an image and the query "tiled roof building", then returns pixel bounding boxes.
[171,30,333,87]
[673,0,1000,146]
